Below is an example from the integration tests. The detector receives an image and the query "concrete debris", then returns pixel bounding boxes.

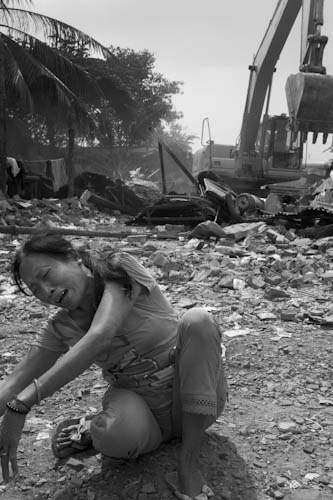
[0,198,333,500]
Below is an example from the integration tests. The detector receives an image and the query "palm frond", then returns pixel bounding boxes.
[2,33,93,125]
[0,8,116,61]
[0,1,9,12]
[0,24,103,103]
[0,1,33,7]
[2,35,33,109]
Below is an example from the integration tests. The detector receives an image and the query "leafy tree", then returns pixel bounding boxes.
[21,38,186,182]
[1,2,186,191]
[50,43,183,148]
[96,46,182,148]
[157,122,197,154]
[0,0,126,194]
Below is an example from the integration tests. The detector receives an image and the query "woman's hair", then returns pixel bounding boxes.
[12,232,133,299]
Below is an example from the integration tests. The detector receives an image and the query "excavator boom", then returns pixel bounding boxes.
[239,0,302,156]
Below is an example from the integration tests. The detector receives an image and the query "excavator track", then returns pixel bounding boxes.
[257,206,333,229]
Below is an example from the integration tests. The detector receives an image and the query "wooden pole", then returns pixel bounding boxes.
[67,122,75,198]
[158,141,167,194]
[0,225,130,238]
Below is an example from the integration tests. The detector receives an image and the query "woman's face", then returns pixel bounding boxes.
[19,252,91,310]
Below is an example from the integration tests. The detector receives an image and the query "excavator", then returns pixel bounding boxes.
[192,0,333,196]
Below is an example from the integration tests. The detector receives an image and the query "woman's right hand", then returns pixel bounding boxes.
[0,409,26,482]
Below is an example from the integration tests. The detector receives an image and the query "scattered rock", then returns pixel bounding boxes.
[141,482,156,494]
[278,421,298,433]
[0,205,333,500]
[290,489,326,500]
[66,458,86,471]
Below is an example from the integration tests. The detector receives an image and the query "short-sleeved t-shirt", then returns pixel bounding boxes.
[33,252,179,387]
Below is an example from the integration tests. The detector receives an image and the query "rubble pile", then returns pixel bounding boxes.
[0,196,128,234]
[0,201,332,500]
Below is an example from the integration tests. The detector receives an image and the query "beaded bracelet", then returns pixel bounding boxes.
[6,398,30,415]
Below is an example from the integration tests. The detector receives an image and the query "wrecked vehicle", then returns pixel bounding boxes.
[129,141,245,226]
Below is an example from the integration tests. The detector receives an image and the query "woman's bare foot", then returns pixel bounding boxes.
[178,461,206,498]
[52,417,93,458]
[55,424,92,453]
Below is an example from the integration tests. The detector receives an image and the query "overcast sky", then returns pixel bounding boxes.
[33,0,333,160]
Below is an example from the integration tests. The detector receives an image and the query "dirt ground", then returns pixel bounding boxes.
[0,221,332,500]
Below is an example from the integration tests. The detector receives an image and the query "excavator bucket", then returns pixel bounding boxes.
[285,72,333,142]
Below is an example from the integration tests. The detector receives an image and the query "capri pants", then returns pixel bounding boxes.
[90,308,228,458]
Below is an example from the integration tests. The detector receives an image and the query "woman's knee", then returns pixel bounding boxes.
[91,389,162,458]
[178,308,221,345]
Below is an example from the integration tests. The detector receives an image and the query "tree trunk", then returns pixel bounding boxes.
[67,125,75,197]
[0,36,7,194]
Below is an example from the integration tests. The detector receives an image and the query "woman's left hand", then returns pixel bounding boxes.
[0,410,26,482]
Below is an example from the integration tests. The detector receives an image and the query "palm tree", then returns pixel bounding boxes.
[0,0,122,195]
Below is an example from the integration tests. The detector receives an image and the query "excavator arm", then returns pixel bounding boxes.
[239,0,302,157]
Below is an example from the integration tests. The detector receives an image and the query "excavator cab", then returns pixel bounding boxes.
[286,0,333,144]
[262,115,302,170]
